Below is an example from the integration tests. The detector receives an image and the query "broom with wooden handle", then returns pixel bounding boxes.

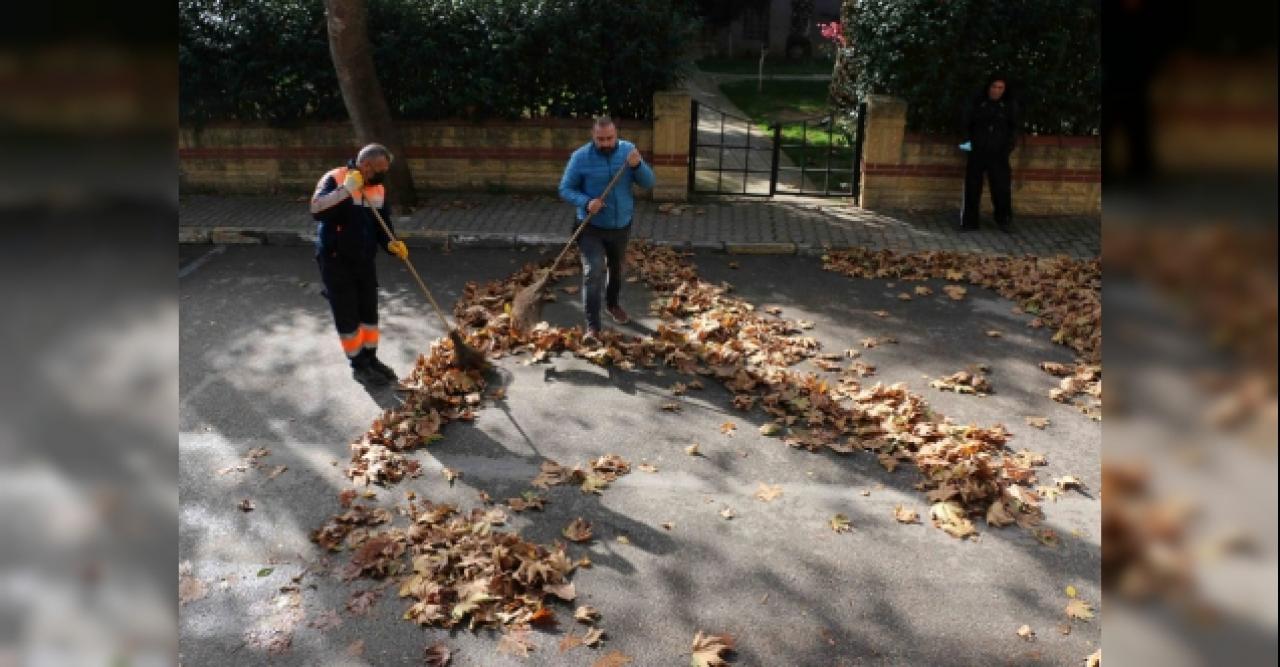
[365,201,487,371]
[510,160,630,332]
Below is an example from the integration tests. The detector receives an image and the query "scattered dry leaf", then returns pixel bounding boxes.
[308,610,342,631]
[178,575,207,606]
[1025,416,1051,429]
[1055,475,1085,491]
[424,641,452,666]
[930,501,977,539]
[563,518,593,543]
[894,506,920,524]
[829,514,852,533]
[592,650,633,667]
[690,631,735,667]
[1065,598,1094,621]
[498,629,535,657]
[754,483,783,502]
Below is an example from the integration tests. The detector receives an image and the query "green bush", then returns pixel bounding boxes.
[830,0,1099,135]
[179,0,696,124]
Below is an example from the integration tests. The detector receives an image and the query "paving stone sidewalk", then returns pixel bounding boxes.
[178,193,1100,259]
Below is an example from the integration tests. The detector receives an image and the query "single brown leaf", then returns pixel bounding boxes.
[754,483,783,502]
[894,505,920,524]
[178,576,207,606]
[563,517,593,543]
[498,629,535,657]
[1065,598,1095,621]
[592,649,633,667]
[424,641,452,666]
[559,632,585,653]
[691,631,735,667]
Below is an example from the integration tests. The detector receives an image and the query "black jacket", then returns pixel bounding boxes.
[310,160,394,262]
[962,93,1021,155]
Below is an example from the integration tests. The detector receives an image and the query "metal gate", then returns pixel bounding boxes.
[688,100,866,198]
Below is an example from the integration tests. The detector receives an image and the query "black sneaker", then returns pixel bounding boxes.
[366,353,398,382]
[352,360,389,386]
[582,328,602,346]
[606,305,630,324]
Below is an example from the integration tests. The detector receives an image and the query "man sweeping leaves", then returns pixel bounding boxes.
[558,116,656,344]
[310,143,410,385]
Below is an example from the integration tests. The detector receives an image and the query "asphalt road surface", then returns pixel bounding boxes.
[179,244,1101,666]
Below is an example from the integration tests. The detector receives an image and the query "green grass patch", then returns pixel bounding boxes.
[718,79,854,174]
[696,57,835,77]
[718,79,832,121]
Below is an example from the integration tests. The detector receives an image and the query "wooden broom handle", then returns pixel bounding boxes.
[365,200,455,332]
[544,159,632,281]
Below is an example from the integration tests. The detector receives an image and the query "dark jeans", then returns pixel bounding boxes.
[574,219,630,331]
[960,151,1012,228]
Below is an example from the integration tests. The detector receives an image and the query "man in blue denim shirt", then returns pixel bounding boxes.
[558,116,657,344]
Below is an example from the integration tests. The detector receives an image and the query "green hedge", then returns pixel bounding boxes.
[179,0,695,124]
[830,0,1099,135]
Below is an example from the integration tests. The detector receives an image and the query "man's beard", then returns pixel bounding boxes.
[598,144,616,155]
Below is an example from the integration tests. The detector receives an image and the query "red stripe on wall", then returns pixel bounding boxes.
[903,133,1102,148]
[863,162,1100,183]
[179,146,686,165]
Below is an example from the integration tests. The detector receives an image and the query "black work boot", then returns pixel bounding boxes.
[364,349,398,382]
[351,352,389,386]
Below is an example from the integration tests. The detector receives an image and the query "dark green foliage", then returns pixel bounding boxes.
[180,0,696,124]
[830,0,1099,134]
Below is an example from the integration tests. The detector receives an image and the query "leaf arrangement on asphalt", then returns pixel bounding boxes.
[303,241,1098,659]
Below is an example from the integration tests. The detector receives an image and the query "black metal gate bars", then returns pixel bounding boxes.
[688,100,866,198]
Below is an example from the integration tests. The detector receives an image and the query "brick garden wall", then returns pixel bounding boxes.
[178,91,692,202]
[859,95,1101,216]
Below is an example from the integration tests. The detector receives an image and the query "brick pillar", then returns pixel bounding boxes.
[650,90,692,202]
[858,95,908,209]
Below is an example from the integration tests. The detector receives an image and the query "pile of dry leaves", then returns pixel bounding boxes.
[310,241,1070,656]
[822,248,1102,416]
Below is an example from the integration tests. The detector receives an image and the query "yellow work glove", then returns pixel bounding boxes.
[387,240,409,260]
[342,169,364,195]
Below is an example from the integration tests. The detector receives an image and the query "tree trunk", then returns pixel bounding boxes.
[324,0,417,208]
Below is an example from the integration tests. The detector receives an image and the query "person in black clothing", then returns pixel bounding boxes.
[960,75,1021,232]
[310,143,410,386]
